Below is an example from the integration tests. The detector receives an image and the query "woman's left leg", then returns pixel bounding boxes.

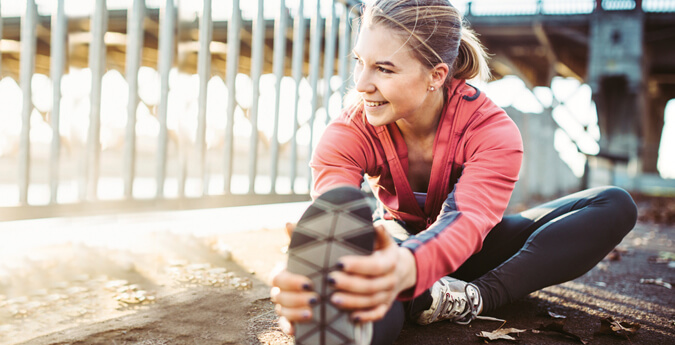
[460,186,638,312]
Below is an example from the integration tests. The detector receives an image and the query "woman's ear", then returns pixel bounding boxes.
[430,63,450,88]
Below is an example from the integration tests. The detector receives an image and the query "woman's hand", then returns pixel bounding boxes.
[270,267,319,335]
[328,225,417,322]
[270,222,316,335]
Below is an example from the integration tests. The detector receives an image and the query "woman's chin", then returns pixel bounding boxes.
[365,113,389,127]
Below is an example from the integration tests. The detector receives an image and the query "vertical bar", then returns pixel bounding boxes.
[84,0,107,201]
[337,3,351,102]
[270,0,288,193]
[49,0,67,204]
[156,0,175,198]
[196,0,212,196]
[0,1,3,78]
[350,7,359,80]
[224,0,241,194]
[248,0,264,194]
[124,0,145,199]
[19,0,37,205]
[290,0,305,193]
[322,2,337,124]
[307,0,322,190]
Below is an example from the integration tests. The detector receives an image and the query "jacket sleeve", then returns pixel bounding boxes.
[310,120,371,200]
[399,110,524,300]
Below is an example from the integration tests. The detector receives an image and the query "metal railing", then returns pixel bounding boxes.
[1,0,362,213]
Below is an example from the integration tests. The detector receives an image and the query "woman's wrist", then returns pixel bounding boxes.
[396,247,417,293]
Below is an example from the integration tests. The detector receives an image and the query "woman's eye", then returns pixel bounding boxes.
[378,66,392,73]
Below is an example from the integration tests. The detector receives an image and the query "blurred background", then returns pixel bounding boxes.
[0,0,674,218]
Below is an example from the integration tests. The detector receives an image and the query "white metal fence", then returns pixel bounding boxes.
[1,0,361,214]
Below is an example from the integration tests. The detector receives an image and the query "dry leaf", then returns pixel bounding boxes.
[639,278,672,289]
[476,327,526,342]
[547,310,567,319]
[648,251,675,264]
[537,320,588,344]
[596,317,640,339]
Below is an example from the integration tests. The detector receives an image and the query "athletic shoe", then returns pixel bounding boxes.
[287,186,375,345]
[415,277,501,325]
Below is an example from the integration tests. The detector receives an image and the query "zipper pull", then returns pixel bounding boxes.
[426,217,433,228]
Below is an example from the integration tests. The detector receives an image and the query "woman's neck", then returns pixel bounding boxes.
[396,88,445,143]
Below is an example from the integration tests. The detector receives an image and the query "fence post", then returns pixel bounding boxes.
[224,0,241,194]
[83,0,107,201]
[248,0,265,194]
[19,0,38,205]
[270,0,288,194]
[196,0,212,196]
[323,2,337,125]
[290,0,306,193]
[155,0,176,198]
[307,0,323,190]
[338,3,352,103]
[49,0,67,204]
[124,0,145,199]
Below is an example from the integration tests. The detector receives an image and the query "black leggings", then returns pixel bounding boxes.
[371,186,638,345]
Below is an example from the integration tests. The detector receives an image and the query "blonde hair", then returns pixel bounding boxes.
[361,0,490,86]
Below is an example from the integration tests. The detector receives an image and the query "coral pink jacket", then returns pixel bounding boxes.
[310,78,523,300]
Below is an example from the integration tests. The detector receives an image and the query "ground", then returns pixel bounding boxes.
[2,195,674,345]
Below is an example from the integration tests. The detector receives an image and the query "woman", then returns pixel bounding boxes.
[270,1,638,344]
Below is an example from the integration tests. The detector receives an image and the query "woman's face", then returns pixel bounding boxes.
[353,24,434,127]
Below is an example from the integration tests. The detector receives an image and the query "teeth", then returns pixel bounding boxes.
[365,101,387,107]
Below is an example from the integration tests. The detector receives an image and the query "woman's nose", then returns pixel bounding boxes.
[354,69,376,94]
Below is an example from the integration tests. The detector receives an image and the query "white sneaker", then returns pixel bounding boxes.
[415,277,502,325]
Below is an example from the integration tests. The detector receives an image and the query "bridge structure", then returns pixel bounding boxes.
[0,0,674,219]
[464,0,675,183]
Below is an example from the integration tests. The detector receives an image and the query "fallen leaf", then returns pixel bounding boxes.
[639,278,672,289]
[476,327,526,342]
[547,310,567,319]
[537,320,588,344]
[604,249,622,261]
[595,317,640,339]
[648,251,675,264]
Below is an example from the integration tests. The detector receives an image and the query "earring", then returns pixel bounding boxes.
[429,86,435,91]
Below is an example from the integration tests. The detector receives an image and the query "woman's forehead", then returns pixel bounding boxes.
[354,24,415,63]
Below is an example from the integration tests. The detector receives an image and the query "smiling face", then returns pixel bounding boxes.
[353,24,438,128]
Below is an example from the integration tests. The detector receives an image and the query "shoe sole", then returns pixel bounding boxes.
[287,187,375,345]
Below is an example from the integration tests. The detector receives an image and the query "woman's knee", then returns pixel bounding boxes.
[596,186,638,235]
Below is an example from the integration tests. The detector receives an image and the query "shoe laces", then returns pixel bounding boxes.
[437,282,480,324]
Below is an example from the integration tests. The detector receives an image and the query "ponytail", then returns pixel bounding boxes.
[452,26,491,82]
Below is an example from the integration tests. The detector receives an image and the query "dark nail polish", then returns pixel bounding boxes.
[352,316,361,323]
[327,277,336,286]
[302,283,312,291]
[309,298,318,305]
[336,262,344,270]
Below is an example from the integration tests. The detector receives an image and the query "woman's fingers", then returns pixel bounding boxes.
[271,286,319,308]
[271,268,314,292]
[285,222,296,238]
[373,224,394,251]
[275,303,314,322]
[350,304,390,323]
[330,290,392,310]
[328,271,396,294]
[278,316,295,335]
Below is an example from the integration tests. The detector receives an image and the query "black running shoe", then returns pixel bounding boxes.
[287,186,375,345]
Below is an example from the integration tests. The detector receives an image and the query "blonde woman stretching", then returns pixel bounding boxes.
[270,1,637,344]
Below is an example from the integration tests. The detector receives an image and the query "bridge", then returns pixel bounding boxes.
[464,0,675,177]
[1,0,674,219]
